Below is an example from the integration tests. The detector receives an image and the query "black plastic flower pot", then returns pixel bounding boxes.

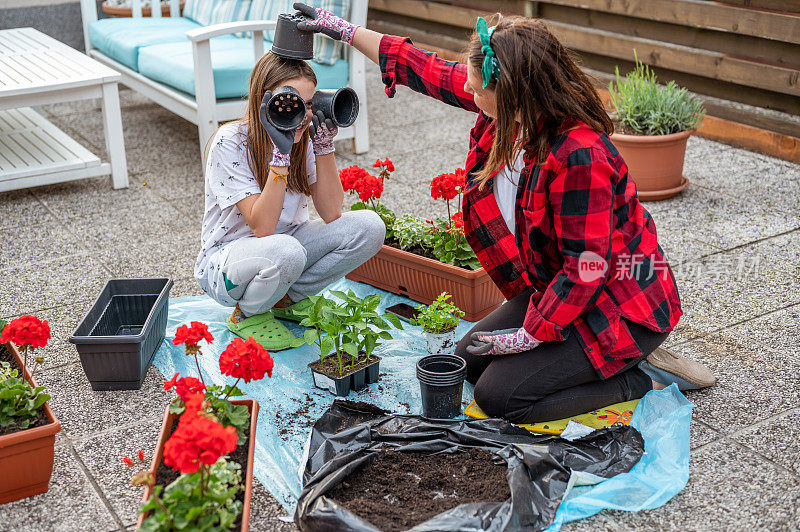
[311,87,359,128]
[69,278,172,391]
[264,85,307,132]
[271,11,314,60]
[364,358,380,384]
[416,354,467,419]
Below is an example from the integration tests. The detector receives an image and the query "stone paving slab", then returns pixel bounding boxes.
[732,409,800,477]
[1,445,119,532]
[605,440,800,530]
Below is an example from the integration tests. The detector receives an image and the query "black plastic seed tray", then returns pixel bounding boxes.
[70,279,173,391]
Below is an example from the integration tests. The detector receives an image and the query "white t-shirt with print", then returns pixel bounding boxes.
[194,121,316,305]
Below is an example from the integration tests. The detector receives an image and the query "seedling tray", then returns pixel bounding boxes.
[70,278,173,391]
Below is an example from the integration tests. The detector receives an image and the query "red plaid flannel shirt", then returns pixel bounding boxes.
[379,35,682,377]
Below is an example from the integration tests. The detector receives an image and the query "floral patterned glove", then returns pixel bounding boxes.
[308,110,337,156]
[294,2,359,44]
[465,327,542,356]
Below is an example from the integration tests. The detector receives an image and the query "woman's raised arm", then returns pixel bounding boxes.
[295,2,478,112]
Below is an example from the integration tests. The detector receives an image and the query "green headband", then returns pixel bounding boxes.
[476,17,498,88]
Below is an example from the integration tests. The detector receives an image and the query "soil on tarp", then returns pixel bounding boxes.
[153,416,251,531]
[327,448,510,531]
[0,344,51,437]
[308,353,380,379]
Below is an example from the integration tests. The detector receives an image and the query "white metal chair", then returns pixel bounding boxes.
[79,0,370,158]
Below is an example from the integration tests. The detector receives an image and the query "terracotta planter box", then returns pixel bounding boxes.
[101,1,184,17]
[138,398,259,531]
[346,245,504,322]
[610,129,693,201]
[0,342,61,504]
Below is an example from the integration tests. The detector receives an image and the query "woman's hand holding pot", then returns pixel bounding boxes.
[258,90,296,166]
[309,110,337,156]
[466,327,542,356]
[294,2,359,44]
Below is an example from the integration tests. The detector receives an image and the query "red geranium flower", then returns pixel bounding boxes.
[339,165,370,192]
[173,322,213,348]
[372,158,395,173]
[219,337,274,383]
[122,456,134,466]
[355,174,383,202]
[163,412,238,474]
[430,172,463,201]
[451,212,464,230]
[163,373,207,402]
[0,315,50,349]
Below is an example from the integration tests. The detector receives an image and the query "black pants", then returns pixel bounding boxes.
[455,289,670,424]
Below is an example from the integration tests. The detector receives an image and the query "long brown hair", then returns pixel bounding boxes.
[468,16,612,187]
[243,53,317,195]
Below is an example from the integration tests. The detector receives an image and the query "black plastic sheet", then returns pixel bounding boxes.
[294,401,644,531]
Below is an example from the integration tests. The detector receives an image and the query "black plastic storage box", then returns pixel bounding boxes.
[70,279,173,391]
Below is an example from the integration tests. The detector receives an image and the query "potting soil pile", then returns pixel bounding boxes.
[152,278,694,529]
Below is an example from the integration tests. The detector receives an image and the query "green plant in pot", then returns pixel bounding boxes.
[415,293,465,355]
[609,52,706,201]
[299,291,403,396]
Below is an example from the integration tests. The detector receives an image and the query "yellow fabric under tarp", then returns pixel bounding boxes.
[463,399,640,435]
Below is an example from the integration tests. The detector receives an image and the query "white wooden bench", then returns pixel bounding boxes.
[79,0,370,159]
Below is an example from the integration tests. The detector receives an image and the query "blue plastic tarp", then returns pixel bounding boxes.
[152,278,692,526]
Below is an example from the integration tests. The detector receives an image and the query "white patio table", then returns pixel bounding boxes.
[0,27,128,192]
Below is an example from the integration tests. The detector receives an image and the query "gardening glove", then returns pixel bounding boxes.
[258,89,296,166]
[465,327,542,356]
[294,2,359,44]
[308,110,337,156]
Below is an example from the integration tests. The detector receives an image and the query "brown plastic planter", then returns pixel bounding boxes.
[610,129,693,201]
[101,1,184,17]
[0,342,61,504]
[346,245,504,321]
[138,398,259,531]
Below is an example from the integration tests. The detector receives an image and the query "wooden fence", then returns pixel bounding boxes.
[367,0,800,160]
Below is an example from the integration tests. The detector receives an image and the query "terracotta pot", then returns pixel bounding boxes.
[425,328,456,355]
[610,129,693,201]
[101,1,184,17]
[346,245,504,321]
[0,342,61,504]
[137,398,259,531]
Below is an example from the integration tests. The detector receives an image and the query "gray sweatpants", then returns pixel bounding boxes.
[216,210,385,316]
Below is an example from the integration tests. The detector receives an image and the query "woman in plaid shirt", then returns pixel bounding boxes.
[296,4,716,423]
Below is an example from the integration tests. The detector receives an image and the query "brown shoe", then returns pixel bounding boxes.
[640,346,717,390]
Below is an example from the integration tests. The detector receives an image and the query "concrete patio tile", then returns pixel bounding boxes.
[248,482,301,531]
[607,440,800,530]
[685,144,800,216]
[0,445,119,532]
[170,276,205,298]
[0,189,53,230]
[643,184,798,251]
[41,87,153,118]
[62,200,190,252]
[0,255,110,317]
[97,230,199,281]
[712,303,800,363]
[36,362,172,439]
[684,135,733,162]
[33,174,162,220]
[690,418,722,450]
[0,218,85,270]
[673,229,800,332]
[560,513,621,531]
[674,332,800,433]
[71,419,162,526]
[732,409,800,477]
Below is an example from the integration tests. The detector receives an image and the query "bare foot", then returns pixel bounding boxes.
[651,379,667,391]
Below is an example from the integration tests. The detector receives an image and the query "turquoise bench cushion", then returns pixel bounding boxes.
[88,17,202,71]
[137,38,350,99]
